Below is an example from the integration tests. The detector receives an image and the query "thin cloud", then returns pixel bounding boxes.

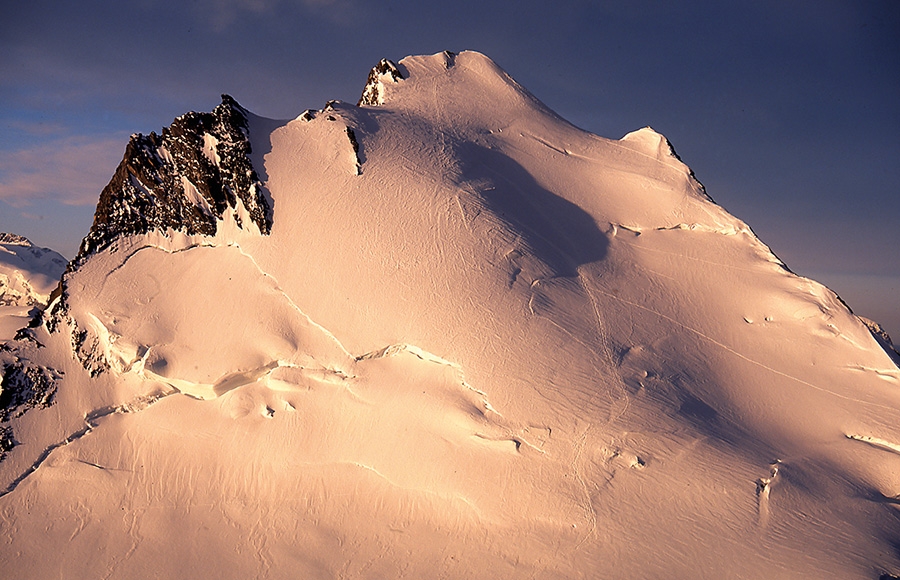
[6,120,70,137]
[0,134,126,207]
[190,0,355,31]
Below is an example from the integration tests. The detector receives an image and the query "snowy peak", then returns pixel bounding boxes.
[358,58,405,106]
[2,51,900,579]
[0,235,66,308]
[357,51,553,128]
[0,234,31,247]
[76,95,272,263]
[0,234,67,343]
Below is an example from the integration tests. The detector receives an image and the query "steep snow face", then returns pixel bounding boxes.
[0,234,67,342]
[1,51,899,579]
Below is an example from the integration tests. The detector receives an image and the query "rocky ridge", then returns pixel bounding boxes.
[76,95,272,263]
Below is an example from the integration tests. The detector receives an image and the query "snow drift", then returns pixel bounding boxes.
[1,51,899,579]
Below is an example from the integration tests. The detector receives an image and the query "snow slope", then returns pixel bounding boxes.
[1,51,899,579]
[0,233,67,342]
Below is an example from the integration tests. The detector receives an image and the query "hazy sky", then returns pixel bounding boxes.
[1,0,898,337]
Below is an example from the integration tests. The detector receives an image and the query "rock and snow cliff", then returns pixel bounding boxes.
[76,94,272,262]
[1,51,899,579]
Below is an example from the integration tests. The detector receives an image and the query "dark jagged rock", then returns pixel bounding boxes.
[345,127,360,155]
[0,234,30,246]
[346,127,362,174]
[0,358,60,464]
[75,95,272,263]
[71,324,109,377]
[0,360,60,422]
[442,50,457,68]
[44,280,68,335]
[358,59,404,106]
[0,426,15,462]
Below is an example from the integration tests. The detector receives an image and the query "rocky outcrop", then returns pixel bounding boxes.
[76,95,272,262]
[358,58,404,106]
[0,359,60,423]
[0,234,31,246]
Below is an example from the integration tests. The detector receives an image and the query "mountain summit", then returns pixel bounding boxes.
[1,51,899,579]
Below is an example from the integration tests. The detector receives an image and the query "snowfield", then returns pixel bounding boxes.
[1,51,899,579]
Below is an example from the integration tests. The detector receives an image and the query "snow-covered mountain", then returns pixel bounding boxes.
[0,233,67,342]
[1,51,899,579]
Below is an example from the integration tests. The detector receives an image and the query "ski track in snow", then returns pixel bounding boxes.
[845,434,900,456]
[578,273,631,427]
[616,234,764,274]
[571,424,598,551]
[587,281,898,412]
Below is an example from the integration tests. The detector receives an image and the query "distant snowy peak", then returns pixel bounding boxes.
[76,95,272,263]
[0,234,31,247]
[0,234,67,307]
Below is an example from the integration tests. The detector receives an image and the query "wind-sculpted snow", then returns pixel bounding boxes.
[1,51,899,579]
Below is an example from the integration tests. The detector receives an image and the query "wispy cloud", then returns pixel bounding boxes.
[0,134,126,207]
[6,120,70,137]
[188,0,355,31]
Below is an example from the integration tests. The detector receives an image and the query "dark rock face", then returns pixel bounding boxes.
[76,95,271,262]
[0,234,30,246]
[0,426,14,462]
[0,353,61,463]
[0,360,60,423]
[71,324,109,377]
[358,59,404,106]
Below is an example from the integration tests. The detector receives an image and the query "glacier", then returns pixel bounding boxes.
[1,51,899,579]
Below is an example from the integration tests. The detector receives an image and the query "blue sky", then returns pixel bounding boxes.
[1,0,898,337]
